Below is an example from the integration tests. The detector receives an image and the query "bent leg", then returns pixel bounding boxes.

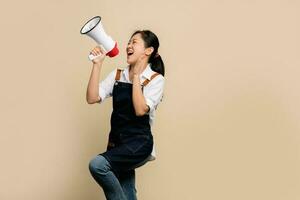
[118,154,153,200]
[89,155,127,200]
[118,169,137,200]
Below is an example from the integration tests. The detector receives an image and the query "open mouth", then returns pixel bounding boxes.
[127,50,134,57]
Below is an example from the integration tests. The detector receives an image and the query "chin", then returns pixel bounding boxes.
[126,59,132,65]
[126,57,137,65]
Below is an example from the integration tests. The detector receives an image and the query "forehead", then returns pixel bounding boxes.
[130,33,142,41]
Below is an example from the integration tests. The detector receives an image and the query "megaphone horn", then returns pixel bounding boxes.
[80,16,119,60]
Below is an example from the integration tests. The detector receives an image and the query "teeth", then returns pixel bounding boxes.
[127,50,134,55]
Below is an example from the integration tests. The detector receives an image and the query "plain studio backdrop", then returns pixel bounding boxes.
[0,0,299,200]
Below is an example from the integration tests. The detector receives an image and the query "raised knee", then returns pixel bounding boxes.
[88,158,97,174]
[88,155,110,175]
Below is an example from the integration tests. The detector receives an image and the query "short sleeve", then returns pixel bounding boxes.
[98,69,117,104]
[143,75,165,113]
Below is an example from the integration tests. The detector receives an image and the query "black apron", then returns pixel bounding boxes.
[99,69,158,174]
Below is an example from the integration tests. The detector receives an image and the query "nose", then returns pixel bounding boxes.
[127,43,132,49]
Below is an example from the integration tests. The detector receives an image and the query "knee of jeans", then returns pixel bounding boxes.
[89,155,111,175]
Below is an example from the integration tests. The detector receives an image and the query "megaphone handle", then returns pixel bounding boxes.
[88,53,103,61]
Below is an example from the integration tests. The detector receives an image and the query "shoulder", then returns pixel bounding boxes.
[106,67,125,79]
[152,74,164,84]
[112,67,124,73]
[144,73,165,90]
[146,66,165,84]
[154,73,164,81]
[149,71,165,85]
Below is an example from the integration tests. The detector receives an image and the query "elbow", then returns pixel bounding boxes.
[86,96,94,104]
[86,96,100,104]
[87,99,94,104]
[86,98,94,104]
[135,110,146,116]
[134,105,149,116]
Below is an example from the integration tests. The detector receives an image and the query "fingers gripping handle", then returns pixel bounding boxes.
[88,53,102,61]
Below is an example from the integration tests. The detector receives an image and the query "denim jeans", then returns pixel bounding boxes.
[89,154,150,200]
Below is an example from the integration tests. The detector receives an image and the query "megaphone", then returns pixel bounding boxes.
[80,16,119,60]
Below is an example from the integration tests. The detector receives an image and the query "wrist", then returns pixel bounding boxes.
[133,74,141,83]
[93,62,102,68]
[133,74,140,80]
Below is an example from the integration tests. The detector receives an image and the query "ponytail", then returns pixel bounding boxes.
[149,54,165,76]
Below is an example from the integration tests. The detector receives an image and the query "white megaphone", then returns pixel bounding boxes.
[80,16,119,60]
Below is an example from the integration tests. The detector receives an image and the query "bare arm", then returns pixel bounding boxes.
[132,74,149,116]
[86,62,103,104]
[86,46,106,104]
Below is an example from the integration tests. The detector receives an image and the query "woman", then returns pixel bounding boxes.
[87,30,165,200]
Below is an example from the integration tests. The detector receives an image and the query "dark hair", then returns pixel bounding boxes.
[131,30,165,76]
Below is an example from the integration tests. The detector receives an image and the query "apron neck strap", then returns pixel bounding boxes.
[142,72,160,86]
[115,69,123,81]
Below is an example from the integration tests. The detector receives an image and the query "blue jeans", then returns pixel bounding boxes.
[89,155,150,200]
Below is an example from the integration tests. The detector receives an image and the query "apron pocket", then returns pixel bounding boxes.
[121,134,151,154]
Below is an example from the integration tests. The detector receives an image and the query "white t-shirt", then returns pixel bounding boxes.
[97,63,165,161]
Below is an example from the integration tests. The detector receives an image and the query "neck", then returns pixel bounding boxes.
[129,62,148,72]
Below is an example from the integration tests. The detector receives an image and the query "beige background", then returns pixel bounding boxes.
[0,0,300,199]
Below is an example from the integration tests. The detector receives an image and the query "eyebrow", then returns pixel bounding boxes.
[128,38,138,43]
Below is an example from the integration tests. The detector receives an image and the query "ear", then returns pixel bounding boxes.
[145,47,154,56]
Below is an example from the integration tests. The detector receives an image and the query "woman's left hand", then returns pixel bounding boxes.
[133,55,148,76]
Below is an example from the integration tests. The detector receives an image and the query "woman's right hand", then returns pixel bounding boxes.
[90,46,106,64]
